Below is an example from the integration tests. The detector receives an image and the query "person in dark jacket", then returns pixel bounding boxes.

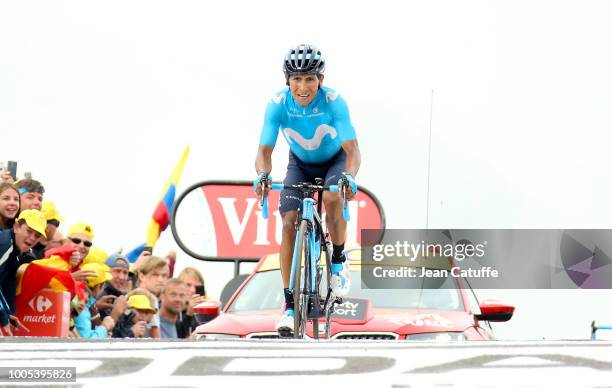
[0,209,46,335]
[99,253,130,319]
[112,294,157,338]
[176,267,207,338]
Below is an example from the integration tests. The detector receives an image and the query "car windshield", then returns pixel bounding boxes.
[228,269,464,313]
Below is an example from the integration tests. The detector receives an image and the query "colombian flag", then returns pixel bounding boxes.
[145,145,190,249]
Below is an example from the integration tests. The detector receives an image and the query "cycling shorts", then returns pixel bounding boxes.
[279,150,346,214]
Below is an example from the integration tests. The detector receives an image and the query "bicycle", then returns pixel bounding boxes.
[258,176,351,339]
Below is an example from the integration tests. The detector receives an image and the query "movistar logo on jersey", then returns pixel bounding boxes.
[283,125,337,151]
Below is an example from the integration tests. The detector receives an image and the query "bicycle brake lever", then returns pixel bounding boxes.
[261,181,269,219]
[342,186,350,221]
[342,203,350,222]
[262,196,269,219]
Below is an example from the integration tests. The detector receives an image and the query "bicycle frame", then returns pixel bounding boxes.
[260,180,349,339]
[288,197,322,294]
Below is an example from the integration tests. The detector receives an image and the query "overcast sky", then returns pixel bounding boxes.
[1,0,611,339]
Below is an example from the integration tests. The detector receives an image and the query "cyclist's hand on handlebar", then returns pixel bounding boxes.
[338,172,358,200]
[253,172,271,200]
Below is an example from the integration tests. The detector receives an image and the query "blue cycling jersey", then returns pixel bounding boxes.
[259,86,357,164]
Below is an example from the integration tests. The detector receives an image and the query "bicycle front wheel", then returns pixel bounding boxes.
[293,220,309,339]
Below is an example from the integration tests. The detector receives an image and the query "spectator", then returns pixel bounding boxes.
[73,262,117,338]
[99,253,130,319]
[0,183,20,231]
[105,253,130,294]
[0,209,46,335]
[159,278,187,339]
[41,200,62,242]
[68,281,89,338]
[126,288,157,307]
[69,293,87,338]
[67,222,93,255]
[178,267,207,299]
[83,246,109,265]
[176,267,207,337]
[112,293,157,338]
[29,200,64,260]
[14,178,44,211]
[31,223,95,276]
[15,223,98,303]
[63,223,95,271]
[135,256,169,338]
[43,229,64,252]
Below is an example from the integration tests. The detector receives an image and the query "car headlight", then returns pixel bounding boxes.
[193,333,241,340]
[405,332,467,342]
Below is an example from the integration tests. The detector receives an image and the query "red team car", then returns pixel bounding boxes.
[193,251,514,340]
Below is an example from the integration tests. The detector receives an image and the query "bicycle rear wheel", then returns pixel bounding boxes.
[293,220,309,339]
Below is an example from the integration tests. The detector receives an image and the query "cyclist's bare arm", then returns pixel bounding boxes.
[255,145,274,198]
[341,139,360,177]
[341,139,361,199]
[255,145,273,174]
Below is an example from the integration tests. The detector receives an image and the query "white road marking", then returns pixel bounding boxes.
[485,356,563,366]
[1,340,612,387]
[224,357,345,372]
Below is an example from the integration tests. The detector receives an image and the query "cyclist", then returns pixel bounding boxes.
[254,44,361,334]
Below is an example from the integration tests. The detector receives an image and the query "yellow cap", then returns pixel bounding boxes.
[16,209,47,238]
[80,262,112,288]
[68,223,95,239]
[128,294,157,313]
[41,200,64,222]
[83,246,109,265]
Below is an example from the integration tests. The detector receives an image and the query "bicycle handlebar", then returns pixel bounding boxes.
[259,182,350,221]
[269,183,340,192]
